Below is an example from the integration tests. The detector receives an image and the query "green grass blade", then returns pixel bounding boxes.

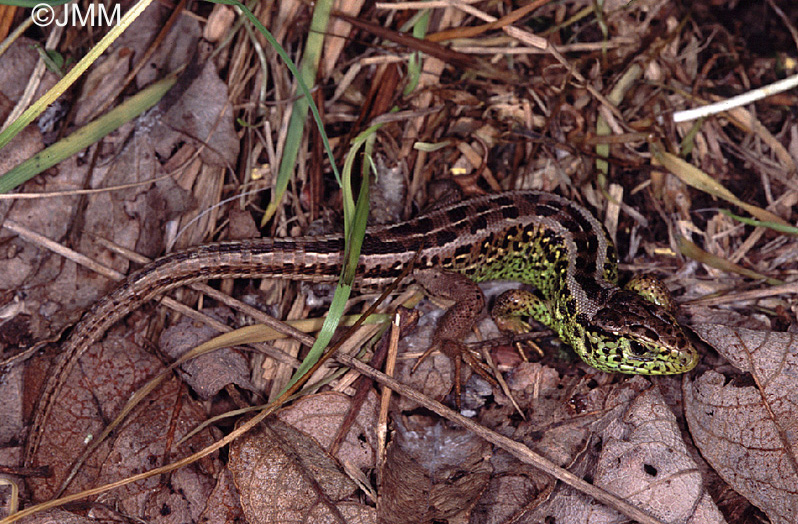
[281,123,381,392]
[0,74,176,193]
[403,10,430,96]
[283,167,370,391]
[263,0,334,223]
[0,0,154,153]
[209,0,374,394]
[719,209,798,235]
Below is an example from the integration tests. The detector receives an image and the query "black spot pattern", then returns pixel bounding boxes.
[436,230,458,247]
[576,277,605,300]
[496,195,515,208]
[367,240,407,254]
[387,222,414,237]
[470,214,488,235]
[558,217,578,232]
[415,217,434,232]
[503,206,519,220]
[565,297,577,316]
[583,233,598,255]
[446,205,468,224]
[453,245,471,259]
[533,204,559,217]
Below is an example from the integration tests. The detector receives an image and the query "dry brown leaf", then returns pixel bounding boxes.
[0,126,43,181]
[536,385,723,523]
[196,469,245,524]
[73,47,131,126]
[228,417,374,524]
[331,502,376,523]
[500,362,601,464]
[378,418,492,523]
[119,2,201,87]
[685,324,798,524]
[0,37,58,112]
[276,391,378,470]
[227,205,260,239]
[26,319,164,502]
[590,388,723,523]
[0,137,194,345]
[91,379,220,522]
[151,58,240,169]
[25,316,222,508]
[481,378,725,523]
[394,322,456,410]
[0,363,23,445]
[0,2,209,344]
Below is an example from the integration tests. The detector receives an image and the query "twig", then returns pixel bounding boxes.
[673,73,798,123]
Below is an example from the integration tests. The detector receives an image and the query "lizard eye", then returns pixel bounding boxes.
[628,341,651,358]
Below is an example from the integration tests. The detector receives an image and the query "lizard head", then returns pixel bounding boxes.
[582,289,698,375]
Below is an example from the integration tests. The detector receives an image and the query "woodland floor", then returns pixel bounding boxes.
[1,1,798,523]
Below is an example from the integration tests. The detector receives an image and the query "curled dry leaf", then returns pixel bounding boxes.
[378,418,492,523]
[159,307,255,400]
[196,469,245,524]
[228,417,374,524]
[685,324,798,524]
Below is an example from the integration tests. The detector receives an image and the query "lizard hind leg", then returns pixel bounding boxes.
[411,269,494,406]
